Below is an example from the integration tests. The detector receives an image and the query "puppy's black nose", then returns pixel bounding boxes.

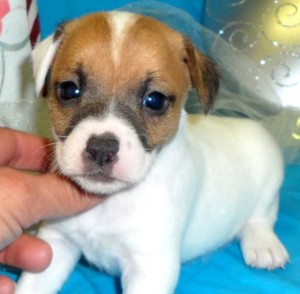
[86,133,119,166]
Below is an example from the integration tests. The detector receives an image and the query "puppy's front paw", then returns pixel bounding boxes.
[240,223,289,270]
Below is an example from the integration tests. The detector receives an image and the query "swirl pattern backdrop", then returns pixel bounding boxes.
[204,0,300,106]
[199,0,300,163]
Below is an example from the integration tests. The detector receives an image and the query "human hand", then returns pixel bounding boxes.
[0,128,103,294]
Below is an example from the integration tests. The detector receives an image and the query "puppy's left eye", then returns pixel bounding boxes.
[57,81,81,102]
[142,91,169,114]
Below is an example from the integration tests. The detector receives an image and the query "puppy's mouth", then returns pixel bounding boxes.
[69,169,130,195]
[73,170,116,183]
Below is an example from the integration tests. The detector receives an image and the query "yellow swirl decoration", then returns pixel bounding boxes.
[276,2,300,27]
[262,0,300,47]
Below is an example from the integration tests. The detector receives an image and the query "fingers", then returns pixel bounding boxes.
[0,234,52,272]
[0,128,103,292]
[0,276,15,294]
[33,172,104,221]
[0,128,51,171]
[0,167,103,237]
[0,129,103,223]
[0,234,52,294]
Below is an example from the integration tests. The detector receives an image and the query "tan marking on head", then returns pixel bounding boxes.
[49,13,113,137]
[108,16,192,147]
[47,12,218,148]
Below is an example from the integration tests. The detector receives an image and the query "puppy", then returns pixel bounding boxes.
[17,11,289,294]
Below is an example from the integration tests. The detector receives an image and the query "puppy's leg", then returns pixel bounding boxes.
[240,194,289,270]
[16,227,80,294]
[240,220,289,270]
[121,250,180,294]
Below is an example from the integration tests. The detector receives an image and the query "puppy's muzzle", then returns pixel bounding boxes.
[86,133,119,167]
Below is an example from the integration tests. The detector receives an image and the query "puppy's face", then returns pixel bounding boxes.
[33,12,219,194]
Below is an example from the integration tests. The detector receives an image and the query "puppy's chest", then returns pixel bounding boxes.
[74,227,127,274]
[56,191,165,273]
[58,210,131,273]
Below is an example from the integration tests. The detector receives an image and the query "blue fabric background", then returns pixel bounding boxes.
[36,0,204,39]
[3,1,299,293]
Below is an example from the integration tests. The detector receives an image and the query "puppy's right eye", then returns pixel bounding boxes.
[57,81,81,102]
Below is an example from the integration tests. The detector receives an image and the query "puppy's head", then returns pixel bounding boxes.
[33,12,219,194]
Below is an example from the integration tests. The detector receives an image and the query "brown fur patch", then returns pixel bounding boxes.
[105,15,192,147]
[183,38,219,113]
[48,12,218,149]
[49,13,113,137]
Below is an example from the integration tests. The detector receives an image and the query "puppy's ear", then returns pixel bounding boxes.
[32,35,60,96]
[183,38,219,114]
[32,23,66,97]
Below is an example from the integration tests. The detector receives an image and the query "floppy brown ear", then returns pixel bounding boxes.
[183,38,219,114]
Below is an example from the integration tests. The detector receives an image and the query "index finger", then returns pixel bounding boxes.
[0,168,103,235]
[0,128,51,171]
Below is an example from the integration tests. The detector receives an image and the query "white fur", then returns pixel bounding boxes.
[32,35,61,95]
[108,12,138,64]
[17,114,289,294]
[55,114,155,194]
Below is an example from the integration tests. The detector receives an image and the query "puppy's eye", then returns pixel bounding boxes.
[142,91,169,114]
[57,81,81,101]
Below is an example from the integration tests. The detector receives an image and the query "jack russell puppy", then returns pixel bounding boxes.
[17,11,289,294]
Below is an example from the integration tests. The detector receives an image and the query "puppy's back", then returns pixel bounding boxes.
[181,114,283,261]
[186,114,283,176]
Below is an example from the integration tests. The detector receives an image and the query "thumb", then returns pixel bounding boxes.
[34,173,104,221]
[0,167,103,248]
